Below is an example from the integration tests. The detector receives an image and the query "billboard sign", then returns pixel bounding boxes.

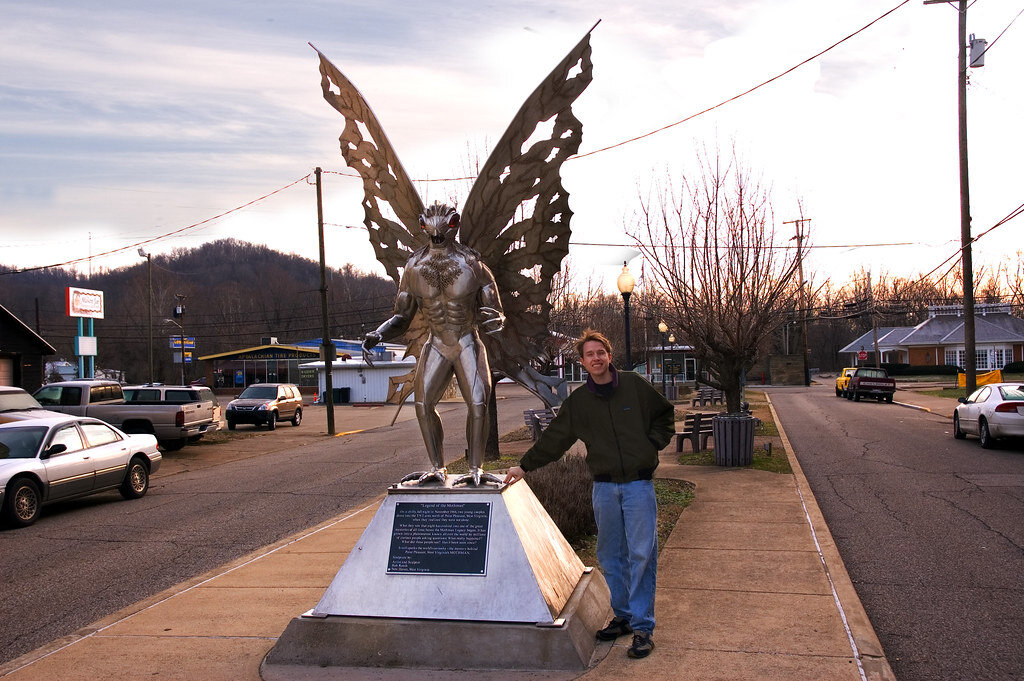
[66,287,105,319]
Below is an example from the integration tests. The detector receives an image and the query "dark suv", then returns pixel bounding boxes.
[225,383,302,430]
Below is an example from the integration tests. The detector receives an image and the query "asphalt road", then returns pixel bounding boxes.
[768,384,1024,681]
[0,387,539,665]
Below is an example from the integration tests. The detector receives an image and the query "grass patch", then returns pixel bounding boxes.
[917,387,967,399]
[445,453,521,474]
[499,425,531,442]
[675,390,791,474]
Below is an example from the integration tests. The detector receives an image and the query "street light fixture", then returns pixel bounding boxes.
[658,320,668,395]
[138,248,153,384]
[616,262,635,370]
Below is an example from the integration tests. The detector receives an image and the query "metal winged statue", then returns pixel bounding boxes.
[313,27,594,485]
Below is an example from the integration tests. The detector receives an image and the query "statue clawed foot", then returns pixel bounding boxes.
[452,467,504,488]
[400,467,447,485]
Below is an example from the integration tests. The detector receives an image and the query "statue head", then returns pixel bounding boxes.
[419,203,459,247]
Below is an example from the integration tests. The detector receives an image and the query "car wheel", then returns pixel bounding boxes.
[836,387,842,397]
[885,394,894,404]
[291,408,302,427]
[853,391,861,402]
[120,457,150,499]
[979,419,994,449]
[159,438,186,451]
[953,413,966,439]
[3,477,42,527]
[267,412,277,431]
[227,419,236,431]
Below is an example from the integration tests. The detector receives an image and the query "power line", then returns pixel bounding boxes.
[573,0,912,160]
[0,175,312,276]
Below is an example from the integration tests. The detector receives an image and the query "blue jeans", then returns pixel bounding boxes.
[593,479,657,635]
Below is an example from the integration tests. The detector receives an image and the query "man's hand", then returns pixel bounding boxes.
[504,465,526,485]
[362,331,382,366]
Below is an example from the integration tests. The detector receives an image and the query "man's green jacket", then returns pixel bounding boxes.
[519,367,675,483]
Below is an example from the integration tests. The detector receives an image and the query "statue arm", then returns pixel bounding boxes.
[363,275,418,363]
[477,262,504,335]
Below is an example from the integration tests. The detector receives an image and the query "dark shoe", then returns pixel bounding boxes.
[596,616,632,641]
[627,632,655,659]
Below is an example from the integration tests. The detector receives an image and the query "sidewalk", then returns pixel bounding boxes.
[0,396,904,681]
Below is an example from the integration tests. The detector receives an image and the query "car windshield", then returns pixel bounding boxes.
[859,369,887,378]
[0,426,48,459]
[239,386,277,400]
[0,391,43,412]
[997,386,1024,401]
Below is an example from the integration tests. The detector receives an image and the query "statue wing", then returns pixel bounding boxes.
[460,29,596,405]
[315,46,429,403]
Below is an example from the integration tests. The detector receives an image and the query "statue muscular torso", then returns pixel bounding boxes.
[399,244,503,348]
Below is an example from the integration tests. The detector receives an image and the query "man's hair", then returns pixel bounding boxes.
[575,329,613,358]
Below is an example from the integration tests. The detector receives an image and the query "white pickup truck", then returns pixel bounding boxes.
[33,380,218,451]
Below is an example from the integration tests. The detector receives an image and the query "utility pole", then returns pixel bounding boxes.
[316,168,336,435]
[925,0,976,393]
[173,294,186,385]
[785,218,811,386]
[868,271,881,368]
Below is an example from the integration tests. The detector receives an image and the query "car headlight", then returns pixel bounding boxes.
[257,404,267,410]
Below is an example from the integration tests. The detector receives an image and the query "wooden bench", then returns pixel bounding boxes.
[675,412,715,453]
[523,408,556,441]
[691,388,724,407]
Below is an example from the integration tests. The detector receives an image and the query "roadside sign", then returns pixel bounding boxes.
[169,336,197,349]
[857,350,868,361]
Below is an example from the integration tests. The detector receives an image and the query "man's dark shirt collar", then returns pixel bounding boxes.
[586,364,619,395]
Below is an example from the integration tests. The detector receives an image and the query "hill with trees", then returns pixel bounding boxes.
[0,239,396,384]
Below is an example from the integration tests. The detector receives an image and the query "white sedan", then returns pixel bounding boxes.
[0,415,161,527]
[953,382,1024,449]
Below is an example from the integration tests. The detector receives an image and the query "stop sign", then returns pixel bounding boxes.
[857,350,868,360]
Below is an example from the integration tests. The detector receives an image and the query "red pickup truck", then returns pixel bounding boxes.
[846,367,897,403]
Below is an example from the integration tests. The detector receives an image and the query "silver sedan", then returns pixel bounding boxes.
[953,382,1024,449]
[0,415,161,527]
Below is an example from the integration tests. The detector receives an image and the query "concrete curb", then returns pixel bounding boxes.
[766,394,898,681]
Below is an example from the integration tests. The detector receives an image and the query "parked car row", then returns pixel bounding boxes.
[32,380,219,451]
[1,382,303,527]
[835,367,897,403]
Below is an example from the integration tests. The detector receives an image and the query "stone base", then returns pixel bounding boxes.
[262,569,610,677]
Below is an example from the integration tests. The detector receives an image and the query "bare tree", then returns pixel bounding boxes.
[631,151,803,412]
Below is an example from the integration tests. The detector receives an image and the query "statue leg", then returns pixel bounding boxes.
[452,334,500,486]
[414,341,453,473]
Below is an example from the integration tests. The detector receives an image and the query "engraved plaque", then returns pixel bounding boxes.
[387,501,491,575]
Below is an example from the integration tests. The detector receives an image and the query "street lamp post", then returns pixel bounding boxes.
[668,333,676,387]
[658,320,668,395]
[137,248,153,384]
[616,262,635,370]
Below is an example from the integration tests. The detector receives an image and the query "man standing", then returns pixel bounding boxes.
[504,329,675,659]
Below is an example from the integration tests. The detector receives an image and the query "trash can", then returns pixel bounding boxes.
[711,413,756,466]
[333,387,351,404]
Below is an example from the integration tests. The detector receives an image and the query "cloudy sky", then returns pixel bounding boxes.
[2,0,1021,293]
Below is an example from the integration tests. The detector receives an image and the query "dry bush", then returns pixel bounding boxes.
[525,454,596,543]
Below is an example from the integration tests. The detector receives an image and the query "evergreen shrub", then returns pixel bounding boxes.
[525,454,595,544]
